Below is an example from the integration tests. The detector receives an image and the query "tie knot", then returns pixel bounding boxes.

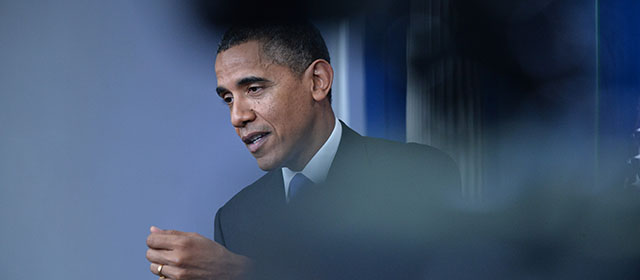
[288,173,313,202]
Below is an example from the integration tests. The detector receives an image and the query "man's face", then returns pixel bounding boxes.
[215,41,317,171]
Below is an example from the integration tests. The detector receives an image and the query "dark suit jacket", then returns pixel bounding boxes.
[214,122,461,279]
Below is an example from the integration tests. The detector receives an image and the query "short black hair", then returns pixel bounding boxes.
[217,21,332,101]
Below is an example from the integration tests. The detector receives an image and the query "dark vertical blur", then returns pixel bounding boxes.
[598,1,640,190]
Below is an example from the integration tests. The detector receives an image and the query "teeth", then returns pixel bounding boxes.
[250,134,265,144]
[245,132,269,145]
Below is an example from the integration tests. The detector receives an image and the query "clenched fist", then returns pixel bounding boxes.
[146,226,252,280]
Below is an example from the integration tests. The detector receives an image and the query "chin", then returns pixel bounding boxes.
[255,157,280,171]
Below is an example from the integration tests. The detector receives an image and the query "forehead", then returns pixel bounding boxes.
[215,41,271,81]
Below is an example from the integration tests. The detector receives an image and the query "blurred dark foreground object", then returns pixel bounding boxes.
[191,0,396,26]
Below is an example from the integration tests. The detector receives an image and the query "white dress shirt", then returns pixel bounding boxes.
[282,117,342,200]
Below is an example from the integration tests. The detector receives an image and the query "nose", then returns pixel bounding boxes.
[230,97,256,128]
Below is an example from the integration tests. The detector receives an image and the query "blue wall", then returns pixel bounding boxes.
[0,1,263,279]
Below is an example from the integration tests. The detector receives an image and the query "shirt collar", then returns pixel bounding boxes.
[282,117,342,197]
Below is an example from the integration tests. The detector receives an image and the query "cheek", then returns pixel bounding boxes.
[260,94,285,123]
[261,84,309,132]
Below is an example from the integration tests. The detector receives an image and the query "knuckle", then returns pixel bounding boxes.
[145,249,152,260]
[174,253,193,268]
[180,237,193,248]
[173,256,185,267]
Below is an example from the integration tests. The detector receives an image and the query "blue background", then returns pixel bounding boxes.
[0,1,263,278]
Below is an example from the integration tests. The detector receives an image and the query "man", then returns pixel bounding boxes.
[146,22,460,280]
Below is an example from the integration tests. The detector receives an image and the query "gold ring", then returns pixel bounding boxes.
[157,264,166,278]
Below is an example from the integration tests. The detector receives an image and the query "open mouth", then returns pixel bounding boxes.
[242,132,271,153]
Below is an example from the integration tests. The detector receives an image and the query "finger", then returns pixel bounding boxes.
[150,263,163,277]
[150,262,184,280]
[150,226,189,236]
[150,263,172,279]
[146,248,177,265]
[147,233,184,249]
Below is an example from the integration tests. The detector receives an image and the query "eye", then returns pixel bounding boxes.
[248,86,262,94]
[222,93,234,105]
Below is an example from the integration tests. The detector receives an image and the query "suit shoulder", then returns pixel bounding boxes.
[362,136,460,186]
[362,136,457,167]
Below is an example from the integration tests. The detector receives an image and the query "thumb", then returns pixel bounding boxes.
[163,229,188,236]
[150,226,189,236]
[150,226,163,233]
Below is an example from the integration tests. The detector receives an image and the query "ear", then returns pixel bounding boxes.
[306,59,333,102]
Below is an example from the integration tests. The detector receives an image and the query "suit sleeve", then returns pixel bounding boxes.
[214,208,226,246]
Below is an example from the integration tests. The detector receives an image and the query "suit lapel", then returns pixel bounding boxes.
[261,169,286,207]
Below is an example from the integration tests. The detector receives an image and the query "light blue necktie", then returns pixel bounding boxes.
[288,173,313,202]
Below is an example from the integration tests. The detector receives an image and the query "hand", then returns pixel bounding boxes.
[146,226,252,280]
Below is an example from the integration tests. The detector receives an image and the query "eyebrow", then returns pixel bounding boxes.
[216,76,271,96]
[237,76,270,86]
